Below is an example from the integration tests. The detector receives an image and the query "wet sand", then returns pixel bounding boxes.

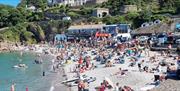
[37,54,70,91]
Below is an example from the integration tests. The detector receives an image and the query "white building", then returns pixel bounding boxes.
[26,5,36,11]
[51,0,91,6]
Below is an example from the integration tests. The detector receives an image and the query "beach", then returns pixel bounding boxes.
[0,39,179,91]
[59,42,179,91]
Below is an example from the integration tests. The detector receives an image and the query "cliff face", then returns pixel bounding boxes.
[27,23,45,42]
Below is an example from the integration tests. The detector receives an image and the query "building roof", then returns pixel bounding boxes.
[176,23,180,28]
[132,23,172,35]
[68,24,105,30]
[55,34,67,41]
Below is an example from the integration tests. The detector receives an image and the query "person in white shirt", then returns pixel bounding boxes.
[114,82,121,91]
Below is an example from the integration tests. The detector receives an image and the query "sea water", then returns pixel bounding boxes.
[0,52,53,91]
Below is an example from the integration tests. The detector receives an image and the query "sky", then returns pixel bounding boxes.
[0,0,20,7]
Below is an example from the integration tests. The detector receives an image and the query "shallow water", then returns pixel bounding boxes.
[0,52,53,91]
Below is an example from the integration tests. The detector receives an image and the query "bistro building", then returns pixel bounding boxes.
[67,24,132,39]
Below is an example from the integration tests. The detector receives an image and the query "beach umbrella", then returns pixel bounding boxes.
[104,77,114,88]
[26,87,29,91]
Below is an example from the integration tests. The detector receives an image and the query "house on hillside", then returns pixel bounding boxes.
[49,0,92,6]
[92,8,109,18]
[86,0,108,4]
[26,5,36,12]
[62,16,71,21]
[49,0,108,6]
[120,5,138,14]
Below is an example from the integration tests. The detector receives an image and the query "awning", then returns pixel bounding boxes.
[95,32,110,37]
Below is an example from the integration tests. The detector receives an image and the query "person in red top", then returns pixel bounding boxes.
[99,83,105,91]
[78,56,83,64]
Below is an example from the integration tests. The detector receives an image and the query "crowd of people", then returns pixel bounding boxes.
[50,35,180,91]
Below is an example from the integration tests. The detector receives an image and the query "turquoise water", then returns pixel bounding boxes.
[0,0,20,7]
[0,52,53,91]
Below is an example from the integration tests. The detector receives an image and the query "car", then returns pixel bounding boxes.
[150,36,158,43]
[138,36,149,42]
[176,39,180,44]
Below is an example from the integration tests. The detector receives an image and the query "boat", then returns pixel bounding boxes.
[13,64,28,68]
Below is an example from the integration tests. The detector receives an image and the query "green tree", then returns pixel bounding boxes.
[87,16,101,24]
[8,9,26,26]
[67,12,80,19]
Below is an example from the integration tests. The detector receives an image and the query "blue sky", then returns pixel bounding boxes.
[0,0,20,7]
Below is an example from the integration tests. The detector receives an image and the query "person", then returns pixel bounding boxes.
[43,71,45,76]
[99,83,105,91]
[78,80,84,91]
[53,65,56,72]
[123,86,133,91]
[112,68,125,76]
[138,62,142,72]
[26,86,29,91]
[11,83,15,91]
[83,80,89,91]
[154,70,160,82]
[167,44,172,56]
[114,83,120,91]
[144,46,149,57]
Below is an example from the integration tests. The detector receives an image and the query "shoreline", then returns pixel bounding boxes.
[0,46,70,91]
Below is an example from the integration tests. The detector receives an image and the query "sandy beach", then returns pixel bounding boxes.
[1,40,179,91]
[62,47,179,91]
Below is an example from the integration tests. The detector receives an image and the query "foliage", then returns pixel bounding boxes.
[0,4,44,28]
[0,5,26,28]
[125,12,140,21]
[19,0,47,10]
[67,12,80,19]
[87,16,101,24]
[1,0,180,43]
[80,6,93,16]
[45,4,70,13]
[1,23,36,44]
